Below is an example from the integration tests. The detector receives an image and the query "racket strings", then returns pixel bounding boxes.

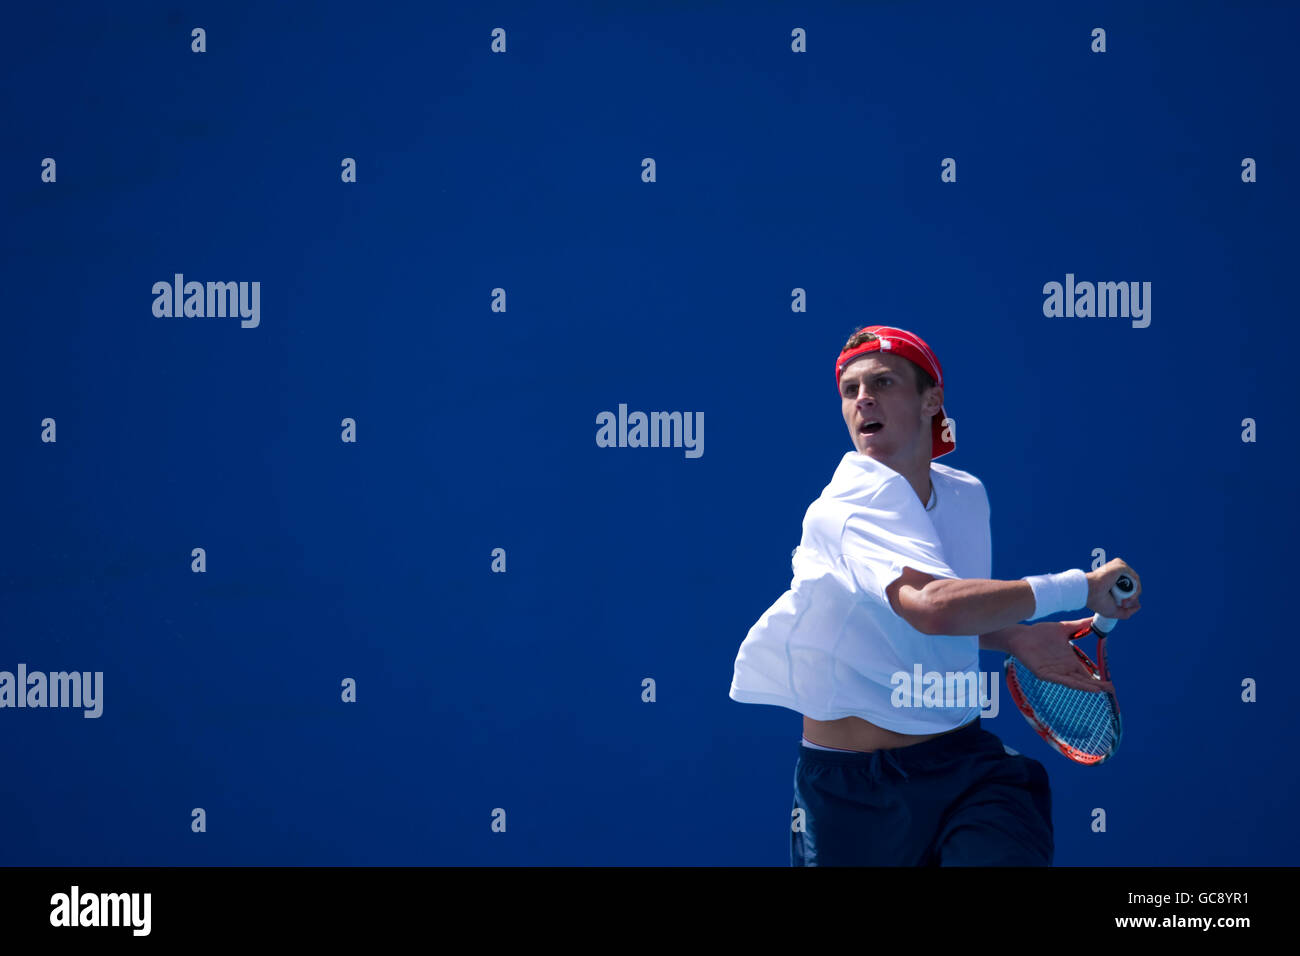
[1010,660,1118,757]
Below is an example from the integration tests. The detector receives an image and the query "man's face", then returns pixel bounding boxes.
[839,353,943,465]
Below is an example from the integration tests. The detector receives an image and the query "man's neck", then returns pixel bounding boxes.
[901,462,933,508]
[860,451,934,507]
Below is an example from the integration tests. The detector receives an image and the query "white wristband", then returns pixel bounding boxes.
[1021,569,1089,620]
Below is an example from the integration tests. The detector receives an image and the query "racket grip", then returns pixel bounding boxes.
[1091,574,1136,634]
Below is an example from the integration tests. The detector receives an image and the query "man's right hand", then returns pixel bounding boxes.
[1085,558,1142,620]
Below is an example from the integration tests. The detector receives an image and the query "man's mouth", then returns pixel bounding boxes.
[859,421,884,435]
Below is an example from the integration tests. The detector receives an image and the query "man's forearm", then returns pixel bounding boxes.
[925,578,1038,637]
[978,624,1026,654]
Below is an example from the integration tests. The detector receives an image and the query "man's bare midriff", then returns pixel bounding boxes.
[802,714,971,752]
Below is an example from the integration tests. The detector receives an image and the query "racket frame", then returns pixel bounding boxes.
[1003,621,1122,765]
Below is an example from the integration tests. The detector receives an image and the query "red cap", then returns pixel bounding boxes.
[834,325,954,459]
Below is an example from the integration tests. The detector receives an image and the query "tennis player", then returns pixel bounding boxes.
[728,325,1142,866]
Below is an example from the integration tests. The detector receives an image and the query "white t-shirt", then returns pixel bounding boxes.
[728,451,992,733]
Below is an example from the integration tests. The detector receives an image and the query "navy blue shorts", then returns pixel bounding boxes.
[791,717,1053,866]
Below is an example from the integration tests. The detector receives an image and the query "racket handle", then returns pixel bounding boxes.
[1091,573,1136,634]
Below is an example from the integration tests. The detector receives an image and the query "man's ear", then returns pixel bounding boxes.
[923,384,943,417]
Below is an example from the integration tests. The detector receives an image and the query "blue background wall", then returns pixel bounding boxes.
[2,1,1296,865]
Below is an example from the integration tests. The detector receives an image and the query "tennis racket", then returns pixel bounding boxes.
[1003,574,1136,765]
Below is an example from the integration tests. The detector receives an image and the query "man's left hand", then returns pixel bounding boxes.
[1006,618,1114,694]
